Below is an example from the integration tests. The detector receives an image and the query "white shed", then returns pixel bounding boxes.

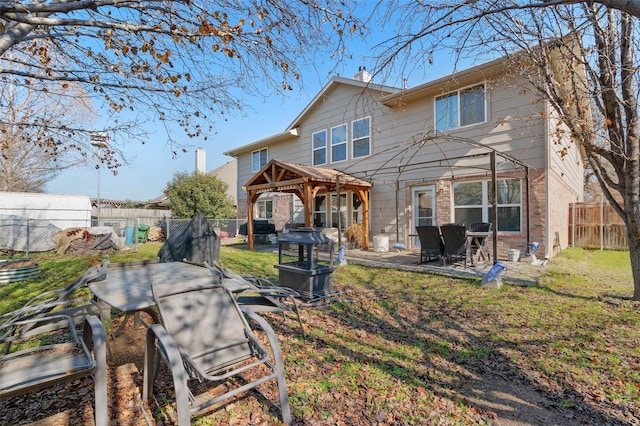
[0,192,92,252]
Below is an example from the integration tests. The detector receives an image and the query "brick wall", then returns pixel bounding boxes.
[236,194,293,231]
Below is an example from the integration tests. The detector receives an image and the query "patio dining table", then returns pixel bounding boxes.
[88,260,251,336]
[465,231,492,266]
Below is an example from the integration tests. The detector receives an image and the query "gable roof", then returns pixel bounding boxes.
[284,77,399,130]
[224,77,399,157]
[380,56,509,107]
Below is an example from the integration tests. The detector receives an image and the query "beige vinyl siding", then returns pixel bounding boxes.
[236,151,256,205]
[239,76,549,188]
[293,86,386,166]
[347,77,547,184]
[233,63,581,255]
[548,113,583,198]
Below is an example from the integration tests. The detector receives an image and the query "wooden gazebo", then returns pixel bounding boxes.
[244,160,372,251]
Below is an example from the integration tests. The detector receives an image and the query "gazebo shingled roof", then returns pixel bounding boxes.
[243,160,372,251]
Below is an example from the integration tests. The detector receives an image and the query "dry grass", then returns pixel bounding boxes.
[1,245,638,425]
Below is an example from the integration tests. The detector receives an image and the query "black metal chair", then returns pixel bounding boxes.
[440,224,467,265]
[469,222,492,234]
[415,226,444,263]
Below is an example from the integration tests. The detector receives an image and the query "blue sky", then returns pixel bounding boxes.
[46,65,379,201]
[45,8,463,202]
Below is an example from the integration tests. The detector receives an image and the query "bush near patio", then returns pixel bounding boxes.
[1,245,638,424]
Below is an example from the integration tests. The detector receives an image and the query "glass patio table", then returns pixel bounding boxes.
[89,260,251,336]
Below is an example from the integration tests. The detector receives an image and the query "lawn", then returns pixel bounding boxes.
[1,245,638,425]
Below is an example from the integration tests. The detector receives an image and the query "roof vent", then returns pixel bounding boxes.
[353,66,372,83]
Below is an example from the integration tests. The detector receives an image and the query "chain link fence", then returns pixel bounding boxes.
[0,217,244,257]
[164,218,241,241]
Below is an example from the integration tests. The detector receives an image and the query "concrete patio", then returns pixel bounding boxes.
[250,243,548,287]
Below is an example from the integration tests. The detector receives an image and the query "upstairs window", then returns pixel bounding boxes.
[352,117,370,158]
[435,84,485,131]
[331,124,347,163]
[312,130,327,165]
[252,148,267,172]
[314,118,370,164]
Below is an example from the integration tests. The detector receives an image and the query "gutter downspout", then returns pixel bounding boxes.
[544,100,551,259]
[395,180,400,244]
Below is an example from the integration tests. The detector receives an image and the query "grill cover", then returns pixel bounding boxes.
[238,220,276,235]
[158,212,220,265]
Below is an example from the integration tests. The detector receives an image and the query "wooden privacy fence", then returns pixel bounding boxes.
[569,201,628,250]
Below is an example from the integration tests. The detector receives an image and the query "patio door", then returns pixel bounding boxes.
[412,186,436,247]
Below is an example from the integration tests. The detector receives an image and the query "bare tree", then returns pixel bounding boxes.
[0,0,359,168]
[0,63,100,192]
[371,1,640,299]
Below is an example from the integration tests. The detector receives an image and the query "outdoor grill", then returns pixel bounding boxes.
[275,228,336,302]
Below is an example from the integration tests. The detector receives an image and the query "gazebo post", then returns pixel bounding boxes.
[353,188,370,250]
[247,196,255,251]
[304,181,313,227]
[490,151,498,263]
[525,166,531,251]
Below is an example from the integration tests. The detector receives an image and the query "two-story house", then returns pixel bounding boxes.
[225,58,584,260]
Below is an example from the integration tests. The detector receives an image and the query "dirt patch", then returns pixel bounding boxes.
[0,302,632,425]
[0,259,38,270]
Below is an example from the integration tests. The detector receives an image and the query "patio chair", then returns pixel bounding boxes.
[21,256,109,313]
[415,225,444,263]
[8,256,110,337]
[0,311,108,426]
[207,261,306,338]
[440,223,467,265]
[142,278,292,425]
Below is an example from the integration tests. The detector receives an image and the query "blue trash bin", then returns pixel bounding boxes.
[124,227,134,244]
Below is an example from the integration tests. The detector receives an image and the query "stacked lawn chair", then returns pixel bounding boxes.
[0,258,110,425]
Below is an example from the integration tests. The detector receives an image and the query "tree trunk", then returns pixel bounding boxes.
[626,162,640,300]
[630,240,640,301]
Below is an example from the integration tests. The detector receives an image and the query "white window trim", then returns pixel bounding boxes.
[313,194,328,227]
[331,123,348,164]
[251,147,268,173]
[434,83,487,131]
[330,193,348,228]
[352,116,371,159]
[312,130,327,166]
[453,179,522,233]
[313,192,364,229]
[255,199,273,219]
